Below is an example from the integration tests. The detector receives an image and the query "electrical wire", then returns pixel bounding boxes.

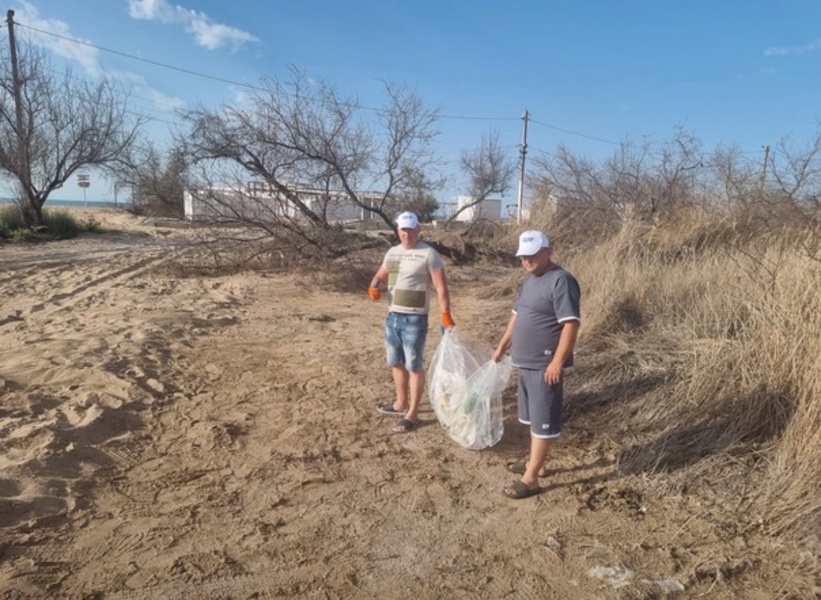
[8,18,772,157]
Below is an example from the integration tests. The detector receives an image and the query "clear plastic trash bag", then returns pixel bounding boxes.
[428,329,512,449]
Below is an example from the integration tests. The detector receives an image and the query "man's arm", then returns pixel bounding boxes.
[430,267,450,313]
[492,312,517,362]
[368,265,389,300]
[371,265,389,289]
[545,319,580,384]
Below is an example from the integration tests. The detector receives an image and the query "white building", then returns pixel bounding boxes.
[183,183,383,223]
[445,196,503,221]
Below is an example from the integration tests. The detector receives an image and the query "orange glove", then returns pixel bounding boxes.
[368,285,381,301]
[441,311,455,329]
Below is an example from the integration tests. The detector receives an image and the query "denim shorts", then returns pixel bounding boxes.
[384,312,429,372]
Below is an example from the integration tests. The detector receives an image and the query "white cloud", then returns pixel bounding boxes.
[128,0,258,50]
[140,87,187,113]
[13,1,101,74]
[113,70,186,114]
[127,0,173,20]
[764,38,821,57]
[11,2,187,117]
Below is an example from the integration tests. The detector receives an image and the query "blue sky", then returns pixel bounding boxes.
[7,0,821,207]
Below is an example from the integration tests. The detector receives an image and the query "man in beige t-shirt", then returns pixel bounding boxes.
[368,212,454,433]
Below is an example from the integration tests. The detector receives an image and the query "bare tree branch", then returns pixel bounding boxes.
[0,39,144,226]
[447,130,516,224]
[179,68,441,244]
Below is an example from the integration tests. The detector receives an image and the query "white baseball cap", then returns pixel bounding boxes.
[396,211,420,229]
[515,230,550,256]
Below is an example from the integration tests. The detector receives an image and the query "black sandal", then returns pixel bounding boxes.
[502,480,540,499]
[392,418,419,433]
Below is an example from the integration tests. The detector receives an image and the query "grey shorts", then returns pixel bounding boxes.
[517,368,563,439]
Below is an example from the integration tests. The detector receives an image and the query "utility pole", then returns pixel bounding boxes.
[516,109,529,224]
[6,10,31,214]
[759,145,770,192]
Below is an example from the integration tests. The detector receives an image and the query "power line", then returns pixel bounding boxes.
[11,17,771,156]
[438,114,519,122]
[15,21,264,92]
[530,118,621,145]
[35,64,181,124]
[14,61,181,127]
[13,20,536,124]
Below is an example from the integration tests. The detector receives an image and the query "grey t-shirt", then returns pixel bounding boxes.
[510,266,581,369]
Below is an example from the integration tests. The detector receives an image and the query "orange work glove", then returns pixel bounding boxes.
[368,284,381,301]
[441,311,455,329]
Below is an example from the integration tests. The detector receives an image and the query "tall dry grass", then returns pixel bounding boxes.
[531,210,821,542]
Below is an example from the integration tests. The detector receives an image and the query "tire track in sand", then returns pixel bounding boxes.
[0,245,187,327]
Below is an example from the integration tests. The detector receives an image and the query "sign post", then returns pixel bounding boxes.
[77,173,90,207]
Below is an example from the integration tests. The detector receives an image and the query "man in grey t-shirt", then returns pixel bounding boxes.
[492,230,581,499]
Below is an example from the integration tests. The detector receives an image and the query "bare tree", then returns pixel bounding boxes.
[602,140,653,219]
[705,143,759,210]
[447,131,516,224]
[767,128,821,221]
[0,22,144,227]
[112,141,189,218]
[530,141,635,235]
[532,128,705,230]
[389,167,440,221]
[647,128,704,219]
[180,67,441,238]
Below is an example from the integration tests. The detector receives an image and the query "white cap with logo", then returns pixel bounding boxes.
[515,230,550,256]
[396,211,420,229]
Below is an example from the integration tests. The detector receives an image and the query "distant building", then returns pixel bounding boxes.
[183,182,383,223]
[523,193,558,221]
[442,195,504,221]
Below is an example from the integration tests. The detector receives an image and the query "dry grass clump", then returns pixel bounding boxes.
[564,215,821,542]
[346,209,821,543]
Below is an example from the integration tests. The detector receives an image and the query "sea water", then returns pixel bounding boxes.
[0,198,131,209]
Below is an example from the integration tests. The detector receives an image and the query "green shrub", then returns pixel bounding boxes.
[0,205,102,241]
[42,210,81,238]
[0,204,25,238]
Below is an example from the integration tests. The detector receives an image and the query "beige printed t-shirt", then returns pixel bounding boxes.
[383,242,445,315]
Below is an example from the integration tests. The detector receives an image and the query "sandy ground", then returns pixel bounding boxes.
[0,208,818,599]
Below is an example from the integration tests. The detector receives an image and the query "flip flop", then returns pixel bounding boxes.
[506,461,549,477]
[503,480,540,500]
[392,418,419,433]
[377,403,406,416]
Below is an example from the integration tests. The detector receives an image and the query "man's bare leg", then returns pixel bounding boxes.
[503,434,549,498]
[522,435,550,488]
[404,368,425,423]
[391,365,410,412]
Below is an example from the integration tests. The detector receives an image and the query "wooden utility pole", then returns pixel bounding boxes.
[6,10,31,209]
[759,145,770,192]
[516,109,529,224]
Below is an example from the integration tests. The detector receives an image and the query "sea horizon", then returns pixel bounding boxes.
[0,197,131,209]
